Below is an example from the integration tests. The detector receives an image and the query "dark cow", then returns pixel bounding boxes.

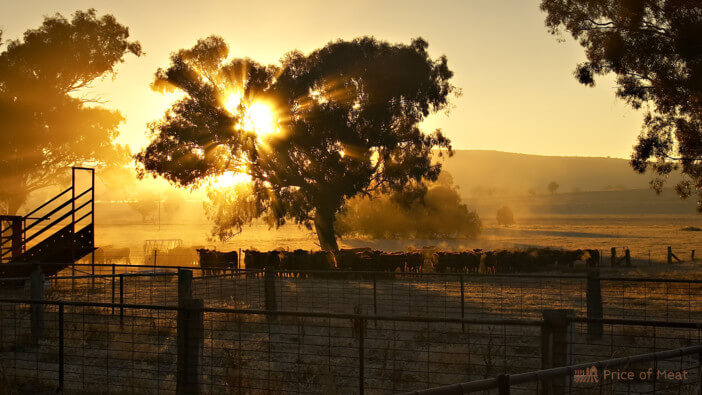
[243,250,281,271]
[196,249,238,275]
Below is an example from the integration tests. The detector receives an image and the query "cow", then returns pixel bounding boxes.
[196,249,238,275]
[243,250,280,271]
[95,245,131,265]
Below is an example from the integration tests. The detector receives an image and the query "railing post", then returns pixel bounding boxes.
[372,272,377,327]
[177,297,204,395]
[30,266,44,342]
[119,274,124,326]
[586,268,603,339]
[111,264,116,314]
[610,247,616,266]
[355,316,365,395]
[625,248,631,266]
[497,373,510,395]
[264,266,277,312]
[460,275,465,332]
[178,269,193,303]
[71,264,75,291]
[540,309,573,395]
[58,303,64,393]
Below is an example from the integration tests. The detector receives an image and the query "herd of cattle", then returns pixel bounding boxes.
[193,247,601,275]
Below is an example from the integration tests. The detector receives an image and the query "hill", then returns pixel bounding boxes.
[442,150,696,216]
[441,150,683,195]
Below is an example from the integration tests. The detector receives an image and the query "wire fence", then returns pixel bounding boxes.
[5,263,697,324]
[0,296,699,394]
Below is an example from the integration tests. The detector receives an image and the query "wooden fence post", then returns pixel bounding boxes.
[691,250,695,261]
[176,297,204,395]
[264,266,277,311]
[29,266,44,342]
[178,269,193,304]
[624,249,631,266]
[610,248,617,266]
[668,246,673,264]
[540,309,573,395]
[586,268,603,339]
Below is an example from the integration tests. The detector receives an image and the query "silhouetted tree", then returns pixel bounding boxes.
[496,206,515,226]
[541,0,702,210]
[0,9,141,214]
[548,181,560,194]
[137,36,456,251]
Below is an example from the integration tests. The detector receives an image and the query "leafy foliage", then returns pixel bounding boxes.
[137,36,457,250]
[336,172,481,239]
[540,0,702,209]
[0,9,141,214]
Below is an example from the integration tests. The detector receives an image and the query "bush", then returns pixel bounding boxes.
[496,206,515,226]
[337,175,481,239]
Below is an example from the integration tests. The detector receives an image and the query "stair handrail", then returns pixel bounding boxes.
[23,186,72,220]
[23,187,93,235]
[23,210,73,245]
[24,197,93,246]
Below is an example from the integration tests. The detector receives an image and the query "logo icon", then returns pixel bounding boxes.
[574,366,599,383]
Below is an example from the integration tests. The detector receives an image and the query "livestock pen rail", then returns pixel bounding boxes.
[404,345,702,394]
[4,263,699,324]
[0,293,699,394]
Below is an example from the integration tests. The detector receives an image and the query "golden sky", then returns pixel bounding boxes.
[0,0,643,158]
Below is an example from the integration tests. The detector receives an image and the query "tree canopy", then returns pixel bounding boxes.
[137,36,456,251]
[540,0,702,209]
[0,9,141,214]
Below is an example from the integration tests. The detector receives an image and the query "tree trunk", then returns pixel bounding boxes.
[314,208,339,252]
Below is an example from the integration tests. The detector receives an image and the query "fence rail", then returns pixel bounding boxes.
[0,267,700,394]
[404,345,702,394]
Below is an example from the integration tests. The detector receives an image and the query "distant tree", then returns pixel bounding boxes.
[336,171,481,239]
[137,36,456,251]
[131,193,158,223]
[0,9,142,214]
[548,181,560,195]
[496,206,515,226]
[540,0,702,210]
[528,188,537,197]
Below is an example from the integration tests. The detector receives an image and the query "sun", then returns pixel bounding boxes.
[222,92,278,139]
[244,101,276,137]
[212,171,251,189]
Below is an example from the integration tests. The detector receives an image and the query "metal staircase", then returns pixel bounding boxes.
[0,167,95,277]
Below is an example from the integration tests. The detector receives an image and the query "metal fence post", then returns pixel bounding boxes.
[264,266,277,311]
[610,248,616,266]
[119,274,124,326]
[460,275,465,332]
[497,373,510,394]
[58,303,64,392]
[372,272,378,327]
[30,266,44,342]
[178,269,193,304]
[586,268,603,339]
[625,249,631,266]
[356,316,365,395]
[540,309,573,395]
[177,297,204,395]
[111,264,116,314]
